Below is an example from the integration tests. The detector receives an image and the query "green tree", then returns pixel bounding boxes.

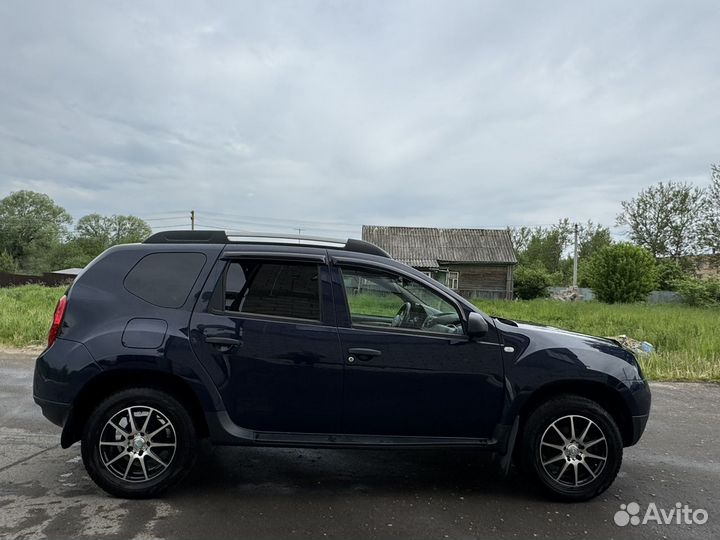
[578,222,612,259]
[75,213,152,251]
[74,214,114,253]
[617,180,707,258]
[586,243,658,303]
[510,220,611,287]
[703,164,720,253]
[0,191,72,269]
[520,228,566,274]
[508,226,533,254]
[655,259,686,291]
[674,276,720,307]
[0,250,17,272]
[46,239,98,270]
[513,264,552,300]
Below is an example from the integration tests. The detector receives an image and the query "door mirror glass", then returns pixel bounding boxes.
[467,312,489,337]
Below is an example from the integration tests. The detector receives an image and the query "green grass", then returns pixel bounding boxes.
[473,299,720,382]
[1,286,718,382]
[347,293,404,317]
[0,285,66,348]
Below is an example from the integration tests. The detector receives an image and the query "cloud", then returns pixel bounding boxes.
[0,0,719,238]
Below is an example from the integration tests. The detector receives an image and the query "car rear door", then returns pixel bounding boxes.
[190,249,344,434]
[331,260,505,438]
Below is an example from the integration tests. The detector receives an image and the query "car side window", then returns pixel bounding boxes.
[340,267,464,335]
[220,260,321,321]
[124,252,207,308]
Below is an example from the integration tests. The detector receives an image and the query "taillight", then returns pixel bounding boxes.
[48,295,68,347]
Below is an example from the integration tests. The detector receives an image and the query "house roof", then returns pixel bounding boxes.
[361,225,517,267]
[50,268,83,275]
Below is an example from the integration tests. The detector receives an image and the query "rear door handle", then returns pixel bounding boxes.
[205,337,240,346]
[348,348,382,361]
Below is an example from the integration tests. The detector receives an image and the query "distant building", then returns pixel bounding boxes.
[362,225,517,300]
[49,268,84,278]
[692,254,720,280]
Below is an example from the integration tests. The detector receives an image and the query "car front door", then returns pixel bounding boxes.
[190,253,343,434]
[333,263,504,438]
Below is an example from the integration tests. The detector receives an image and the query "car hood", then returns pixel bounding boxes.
[492,316,643,379]
[495,317,623,349]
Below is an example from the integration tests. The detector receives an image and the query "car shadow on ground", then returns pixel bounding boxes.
[171,445,546,502]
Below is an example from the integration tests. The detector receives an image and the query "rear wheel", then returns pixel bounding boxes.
[520,395,623,501]
[81,388,197,498]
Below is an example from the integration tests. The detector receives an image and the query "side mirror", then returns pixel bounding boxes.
[467,312,488,338]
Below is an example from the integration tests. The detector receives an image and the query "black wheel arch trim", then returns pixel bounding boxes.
[504,377,649,448]
[58,367,214,448]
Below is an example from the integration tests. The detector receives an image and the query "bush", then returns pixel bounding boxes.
[655,259,686,291]
[586,243,657,303]
[674,277,720,307]
[0,250,17,272]
[514,265,552,299]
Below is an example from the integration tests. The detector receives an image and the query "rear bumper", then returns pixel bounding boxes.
[33,395,71,428]
[33,338,101,404]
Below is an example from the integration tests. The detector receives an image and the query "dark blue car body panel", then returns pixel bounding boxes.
[33,240,651,453]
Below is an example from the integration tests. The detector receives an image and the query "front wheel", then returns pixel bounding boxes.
[520,395,623,501]
[81,388,198,498]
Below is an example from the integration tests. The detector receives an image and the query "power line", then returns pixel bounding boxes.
[137,211,189,218]
[188,213,359,234]
[149,223,191,230]
[149,209,594,236]
[141,216,190,222]
[196,210,366,229]
[192,222,226,230]
[195,219,358,236]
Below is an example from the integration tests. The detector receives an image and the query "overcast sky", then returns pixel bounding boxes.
[1,1,719,238]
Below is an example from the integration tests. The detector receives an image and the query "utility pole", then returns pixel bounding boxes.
[191,210,195,231]
[572,222,579,288]
[297,228,302,236]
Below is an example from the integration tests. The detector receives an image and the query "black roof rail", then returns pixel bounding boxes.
[144,230,229,244]
[344,238,390,258]
[143,230,390,258]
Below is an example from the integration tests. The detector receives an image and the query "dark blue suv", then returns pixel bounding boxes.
[33,230,650,500]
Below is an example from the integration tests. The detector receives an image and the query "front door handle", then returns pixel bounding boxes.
[205,337,240,346]
[348,348,382,361]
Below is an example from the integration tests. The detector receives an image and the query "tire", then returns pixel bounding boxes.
[81,387,198,499]
[520,395,623,502]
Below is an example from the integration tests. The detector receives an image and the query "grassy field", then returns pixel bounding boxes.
[0,285,717,381]
[347,293,404,316]
[473,299,720,382]
[0,285,66,348]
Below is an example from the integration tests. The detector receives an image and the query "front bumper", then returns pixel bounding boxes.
[628,413,650,446]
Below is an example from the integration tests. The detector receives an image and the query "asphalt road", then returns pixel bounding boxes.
[1,351,718,540]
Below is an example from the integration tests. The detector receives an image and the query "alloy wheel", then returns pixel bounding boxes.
[539,414,608,488]
[98,406,177,483]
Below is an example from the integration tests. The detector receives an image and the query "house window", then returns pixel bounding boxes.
[420,271,432,278]
[447,271,459,290]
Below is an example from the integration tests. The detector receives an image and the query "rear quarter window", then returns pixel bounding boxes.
[124,252,207,308]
